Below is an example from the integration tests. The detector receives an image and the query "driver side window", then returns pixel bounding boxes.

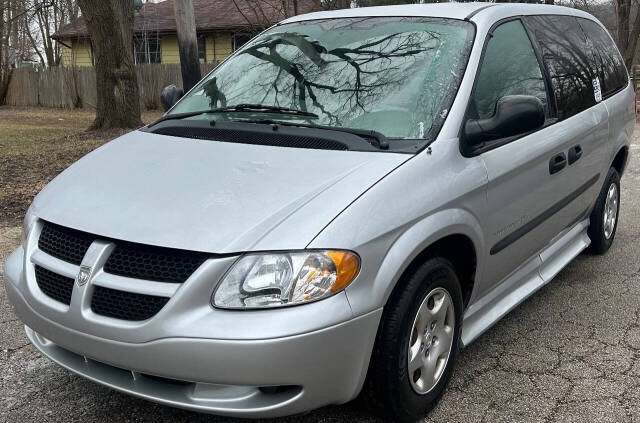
[473,20,549,120]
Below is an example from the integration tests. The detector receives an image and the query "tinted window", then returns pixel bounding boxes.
[473,20,548,120]
[577,18,628,96]
[526,15,595,119]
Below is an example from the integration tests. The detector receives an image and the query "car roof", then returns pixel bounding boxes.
[281,2,596,24]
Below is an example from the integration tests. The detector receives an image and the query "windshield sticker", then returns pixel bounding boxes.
[593,77,602,102]
[418,122,425,138]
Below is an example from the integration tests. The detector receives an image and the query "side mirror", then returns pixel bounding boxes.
[160,84,184,111]
[464,95,545,147]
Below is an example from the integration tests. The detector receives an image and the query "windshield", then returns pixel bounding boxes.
[169,17,474,140]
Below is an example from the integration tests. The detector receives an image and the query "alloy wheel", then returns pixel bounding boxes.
[407,287,455,395]
[603,182,618,239]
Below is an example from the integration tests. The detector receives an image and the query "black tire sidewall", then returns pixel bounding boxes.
[588,167,620,254]
[370,258,463,422]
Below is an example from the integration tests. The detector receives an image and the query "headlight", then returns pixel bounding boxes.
[21,204,37,248]
[213,250,360,309]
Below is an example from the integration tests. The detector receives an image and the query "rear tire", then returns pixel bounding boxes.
[587,167,620,255]
[363,257,463,422]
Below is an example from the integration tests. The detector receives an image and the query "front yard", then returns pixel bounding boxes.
[0,107,161,228]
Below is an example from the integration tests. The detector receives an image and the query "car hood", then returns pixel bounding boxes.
[33,130,409,253]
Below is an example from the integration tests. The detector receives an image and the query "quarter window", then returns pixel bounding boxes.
[577,18,628,96]
[526,16,595,119]
[472,20,549,120]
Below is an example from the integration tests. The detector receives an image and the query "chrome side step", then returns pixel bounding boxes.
[461,219,590,346]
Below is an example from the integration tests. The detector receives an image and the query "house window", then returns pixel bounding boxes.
[232,34,251,51]
[198,35,206,63]
[134,33,161,64]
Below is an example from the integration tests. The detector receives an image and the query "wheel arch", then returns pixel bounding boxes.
[360,208,485,315]
[612,145,629,177]
[399,234,477,308]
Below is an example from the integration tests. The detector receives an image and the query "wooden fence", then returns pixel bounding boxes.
[4,63,216,110]
[632,65,640,92]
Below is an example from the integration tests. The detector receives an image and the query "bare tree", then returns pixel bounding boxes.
[76,0,142,129]
[25,0,65,67]
[614,0,640,69]
[231,0,302,31]
[320,0,350,9]
[173,0,200,92]
[6,0,84,69]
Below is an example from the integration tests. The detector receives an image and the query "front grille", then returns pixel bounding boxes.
[39,222,93,265]
[36,221,211,321]
[104,242,208,283]
[35,265,74,305]
[91,286,170,321]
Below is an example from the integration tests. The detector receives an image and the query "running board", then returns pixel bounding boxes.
[461,219,591,346]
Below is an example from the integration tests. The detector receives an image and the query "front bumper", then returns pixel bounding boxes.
[4,246,381,417]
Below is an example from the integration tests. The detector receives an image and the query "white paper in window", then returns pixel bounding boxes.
[593,77,602,102]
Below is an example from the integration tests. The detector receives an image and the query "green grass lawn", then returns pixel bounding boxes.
[0,107,162,227]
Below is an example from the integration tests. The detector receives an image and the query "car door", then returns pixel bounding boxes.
[524,15,610,235]
[466,18,598,296]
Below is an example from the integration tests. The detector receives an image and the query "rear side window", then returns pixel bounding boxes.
[577,18,628,96]
[472,20,548,120]
[526,15,595,119]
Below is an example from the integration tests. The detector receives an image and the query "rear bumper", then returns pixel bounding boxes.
[4,248,381,417]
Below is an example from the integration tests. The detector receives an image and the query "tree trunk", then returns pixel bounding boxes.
[173,0,201,92]
[77,0,142,130]
[0,2,11,105]
[615,0,640,70]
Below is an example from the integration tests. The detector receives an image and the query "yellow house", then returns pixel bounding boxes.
[57,33,237,67]
[52,0,319,67]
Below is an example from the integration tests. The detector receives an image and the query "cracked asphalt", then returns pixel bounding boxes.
[1,133,639,422]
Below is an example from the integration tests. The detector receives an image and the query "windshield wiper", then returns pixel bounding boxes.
[233,118,389,150]
[229,103,319,117]
[148,104,318,128]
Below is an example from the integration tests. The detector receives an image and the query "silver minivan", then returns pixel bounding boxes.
[4,3,634,421]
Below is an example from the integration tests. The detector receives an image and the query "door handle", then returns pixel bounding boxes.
[549,152,567,174]
[568,145,583,165]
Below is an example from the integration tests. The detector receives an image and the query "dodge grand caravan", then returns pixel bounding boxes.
[4,3,634,421]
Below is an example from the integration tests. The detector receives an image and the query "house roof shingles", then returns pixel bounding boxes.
[53,0,320,39]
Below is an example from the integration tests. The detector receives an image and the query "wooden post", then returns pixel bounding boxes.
[173,0,201,92]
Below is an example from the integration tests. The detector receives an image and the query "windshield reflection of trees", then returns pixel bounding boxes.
[201,23,441,126]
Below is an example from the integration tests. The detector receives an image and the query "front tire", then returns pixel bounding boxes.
[364,257,463,422]
[587,167,620,254]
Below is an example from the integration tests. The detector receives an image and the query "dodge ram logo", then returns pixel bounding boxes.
[76,266,92,286]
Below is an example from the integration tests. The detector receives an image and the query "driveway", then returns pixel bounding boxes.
[1,132,639,423]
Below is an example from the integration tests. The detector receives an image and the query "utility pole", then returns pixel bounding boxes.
[173,0,201,92]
